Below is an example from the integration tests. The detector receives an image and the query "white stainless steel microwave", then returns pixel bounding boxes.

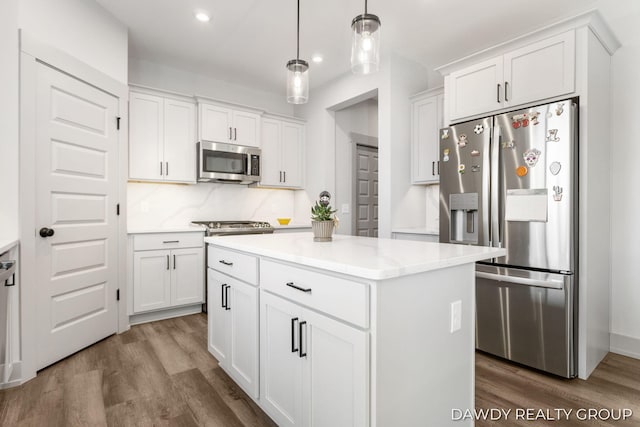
[197,141,261,184]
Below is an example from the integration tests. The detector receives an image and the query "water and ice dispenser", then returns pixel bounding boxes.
[449,193,479,244]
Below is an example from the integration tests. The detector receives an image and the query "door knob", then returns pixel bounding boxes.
[39,227,55,238]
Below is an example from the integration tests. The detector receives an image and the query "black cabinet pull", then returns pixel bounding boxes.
[437,161,440,175]
[173,254,176,269]
[497,83,501,103]
[286,282,311,293]
[298,321,307,358]
[225,285,231,310]
[221,284,226,308]
[291,317,299,353]
[505,81,509,102]
[166,255,170,270]
[431,161,435,176]
[219,260,233,266]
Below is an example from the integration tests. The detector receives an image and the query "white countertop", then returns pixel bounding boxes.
[205,232,504,280]
[392,227,439,235]
[271,222,312,230]
[0,239,19,254]
[128,225,206,234]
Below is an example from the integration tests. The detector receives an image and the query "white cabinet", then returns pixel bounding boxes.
[259,291,368,427]
[208,269,259,398]
[258,117,304,189]
[129,91,196,183]
[131,232,204,316]
[411,89,444,184]
[199,102,261,147]
[447,30,575,122]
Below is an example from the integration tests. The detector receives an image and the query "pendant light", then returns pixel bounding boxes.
[286,0,309,104]
[351,0,381,75]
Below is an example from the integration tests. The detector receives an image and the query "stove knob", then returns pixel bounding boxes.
[216,223,221,229]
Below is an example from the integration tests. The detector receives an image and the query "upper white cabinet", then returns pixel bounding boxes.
[258,116,305,189]
[199,102,261,147]
[446,30,575,122]
[411,88,444,184]
[129,91,196,183]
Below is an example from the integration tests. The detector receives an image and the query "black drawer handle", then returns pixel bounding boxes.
[298,321,307,358]
[286,282,311,293]
[291,317,299,353]
[163,240,179,244]
[219,260,233,266]
[221,284,227,309]
[225,285,231,310]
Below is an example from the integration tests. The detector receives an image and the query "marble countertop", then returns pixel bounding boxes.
[271,222,312,229]
[0,239,19,255]
[128,225,206,234]
[392,227,439,235]
[205,232,504,280]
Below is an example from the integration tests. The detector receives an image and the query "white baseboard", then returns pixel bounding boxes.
[0,361,23,389]
[129,304,203,326]
[610,333,640,360]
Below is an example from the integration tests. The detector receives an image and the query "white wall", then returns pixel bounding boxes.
[129,58,294,116]
[128,183,296,230]
[335,100,379,235]
[18,0,128,83]
[294,52,429,237]
[600,1,640,357]
[0,0,19,240]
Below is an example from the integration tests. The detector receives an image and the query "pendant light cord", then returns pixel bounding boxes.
[296,0,300,60]
[365,0,368,14]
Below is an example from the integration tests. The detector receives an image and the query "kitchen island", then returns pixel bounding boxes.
[204,232,505,427]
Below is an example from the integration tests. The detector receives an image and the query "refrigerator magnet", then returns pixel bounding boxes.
[546,129,560,142]
[549,162,562,175]
[471,149,480,157]
[516,166,528,177]
[553,186,563,201]
[458,164,466,174]
[457,134,468,147]
[441,129,450,139]
[502,140,515,149]
[530,111,540,125]
[472,165,481,172]
[474,124,484,134]
[556,103,565,116]
[523,148,541,167]
[443,148,450,162]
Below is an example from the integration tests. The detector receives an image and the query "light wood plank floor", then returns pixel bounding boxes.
[1,313,638,426]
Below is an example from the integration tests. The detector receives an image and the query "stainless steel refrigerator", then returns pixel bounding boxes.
[439,99,577,378]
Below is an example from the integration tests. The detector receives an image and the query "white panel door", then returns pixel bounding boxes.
[163,99,196,183]
[133,250,171,313]
[228,280,259,398]
[35,63,119,369]
[260,291,304,427]
[504,31,575,108]
[232,110,261,147]
[171,248,203,306]
[448,56,504,121]
[281,122,304,188]
[208,269,230,365]
[302,308,369,427]
[129,92,163,180]
[200,103,232,142]
[260,118,282,186]
[412,95,441,184]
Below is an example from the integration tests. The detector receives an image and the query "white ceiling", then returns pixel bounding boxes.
[96,0,599,94]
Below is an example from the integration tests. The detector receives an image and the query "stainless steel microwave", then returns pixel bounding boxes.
[198,141,261,184]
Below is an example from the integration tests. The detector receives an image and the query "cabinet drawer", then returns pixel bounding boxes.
[260,259,369,328]
[208,246,258,286]
[133,232,204,251]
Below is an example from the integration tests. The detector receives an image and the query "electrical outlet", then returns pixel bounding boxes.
[450,300,462,333]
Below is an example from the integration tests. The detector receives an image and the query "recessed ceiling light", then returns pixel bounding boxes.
[312,55,324,63]
[195,11,210,22]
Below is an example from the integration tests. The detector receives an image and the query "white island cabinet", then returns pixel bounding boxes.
[205,233,504,427]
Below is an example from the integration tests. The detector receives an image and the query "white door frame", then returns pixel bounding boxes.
[19,31,129,383]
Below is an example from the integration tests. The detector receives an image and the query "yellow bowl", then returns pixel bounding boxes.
[277,218,291,225]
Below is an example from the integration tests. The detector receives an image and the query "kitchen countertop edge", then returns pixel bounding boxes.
[0,239,19,254]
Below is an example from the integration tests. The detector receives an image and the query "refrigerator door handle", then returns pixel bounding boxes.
[491,123,501,248]
[476,271,564,290]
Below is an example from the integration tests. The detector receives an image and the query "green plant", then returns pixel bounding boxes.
[310,201,336,222]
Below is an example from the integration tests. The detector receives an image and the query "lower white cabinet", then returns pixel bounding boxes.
[208,269,259,398]
[259,290,368,427]
[130,232,204,318]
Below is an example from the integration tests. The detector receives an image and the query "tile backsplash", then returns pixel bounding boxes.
[127,182,297,230]
[426,185,439,232]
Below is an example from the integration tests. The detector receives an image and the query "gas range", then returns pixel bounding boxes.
[191,220,274,237]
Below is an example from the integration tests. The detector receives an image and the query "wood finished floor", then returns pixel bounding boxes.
[0,313,638,426]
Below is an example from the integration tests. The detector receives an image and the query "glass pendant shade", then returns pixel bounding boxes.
[351,13,381,75]
[286,59,309,104]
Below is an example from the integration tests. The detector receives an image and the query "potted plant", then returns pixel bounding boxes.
[311,191,338,242]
